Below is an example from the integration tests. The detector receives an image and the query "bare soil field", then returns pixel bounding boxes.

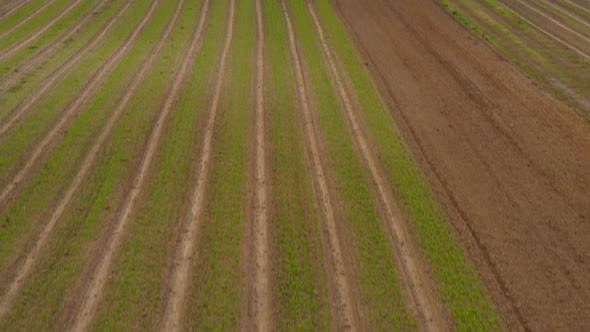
[0,0,588,330]
[334,0,590,330]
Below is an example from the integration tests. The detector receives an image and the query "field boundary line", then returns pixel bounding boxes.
[0,0,111,94]
[0,0,185,321]
[249,0,271,330]
[67,0,210,330]
[0,0,57,39]
[159,0,233,330]
[0,0,85,62]
[0,0,31,19]
[0,0,133,137]
[496,0,590,61]
[281,0,358,329]
[307,3,447,331]
[0,0,160,208]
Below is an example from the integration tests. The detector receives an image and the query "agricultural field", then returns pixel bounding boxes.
[0,0,588,331]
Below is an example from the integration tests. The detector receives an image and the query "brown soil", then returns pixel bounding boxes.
[307,3,447,330]
[333,0,590,330]
[0,0,56,39]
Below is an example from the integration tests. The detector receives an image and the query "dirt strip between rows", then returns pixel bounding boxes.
[0,0,84,62]
[282,0,358,329]
[66,0,208,329]
[0,0,31,18]
[159,1,232,330]
[0,0,158,209]
[249,0,271,330]
[0,0,133,137]
[496,0,590,60]
[0,0,111,94]
[307,3,446,331]
[0,0,57,39]
[0,0,184,322]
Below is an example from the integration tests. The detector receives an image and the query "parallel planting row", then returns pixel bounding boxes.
[441,0,590,120]
[0,0,503,330]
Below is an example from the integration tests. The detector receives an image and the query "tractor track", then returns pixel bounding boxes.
[281,0,359,329]
[0,0,183,321]
[0,0,159,209]
[0,0,112,95]
[159,0,233,330]
[246,0,271,330]
[0,0,57,40]
[0,0,85,62]
[65,0,210,330]
[0,0,133,137]
[307,3,446,330]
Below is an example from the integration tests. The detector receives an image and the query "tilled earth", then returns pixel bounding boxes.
[333,0,590,330]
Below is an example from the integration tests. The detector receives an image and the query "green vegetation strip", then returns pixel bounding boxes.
[91,0,228,330]
[0,0,128,105]
[0,0,102,71]
[0,0,145,190]
[315,0,503,330]
[0,0,46,35]
[0,0,80,51]
[263,0,330,329]
[289,0,415,329]
[186,0,252,329]
[0,0,184,329]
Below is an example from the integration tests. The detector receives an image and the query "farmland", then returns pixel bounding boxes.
[0,0,589,331]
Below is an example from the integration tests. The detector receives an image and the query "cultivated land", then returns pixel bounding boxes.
[0,0,588,330]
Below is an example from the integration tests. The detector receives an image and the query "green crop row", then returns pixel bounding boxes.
[0,0,49,35]
[0,0,81,51]
[0,0,129,121]
[92,0,227,329]
[0,0,150,191]
[263,0,330,330]
[187,0,253,329]
[0,0,102,77]
[288,0,416,329]
[314,0,503,330]
[0,0,184,329]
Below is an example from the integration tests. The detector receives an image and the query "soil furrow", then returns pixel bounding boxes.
[159,0,233,330]
[281,0,358,329]
[0,0,84,62]
[497,0,590,60]
[249,0,270,330]
[0,0,31,18]
[67,0,209,330]
[0,0,159,208]
[307,3,446,331]
[0,0,183,320]
[0,0,133,137]
[0,0,111,95]
[0,0,57,39]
